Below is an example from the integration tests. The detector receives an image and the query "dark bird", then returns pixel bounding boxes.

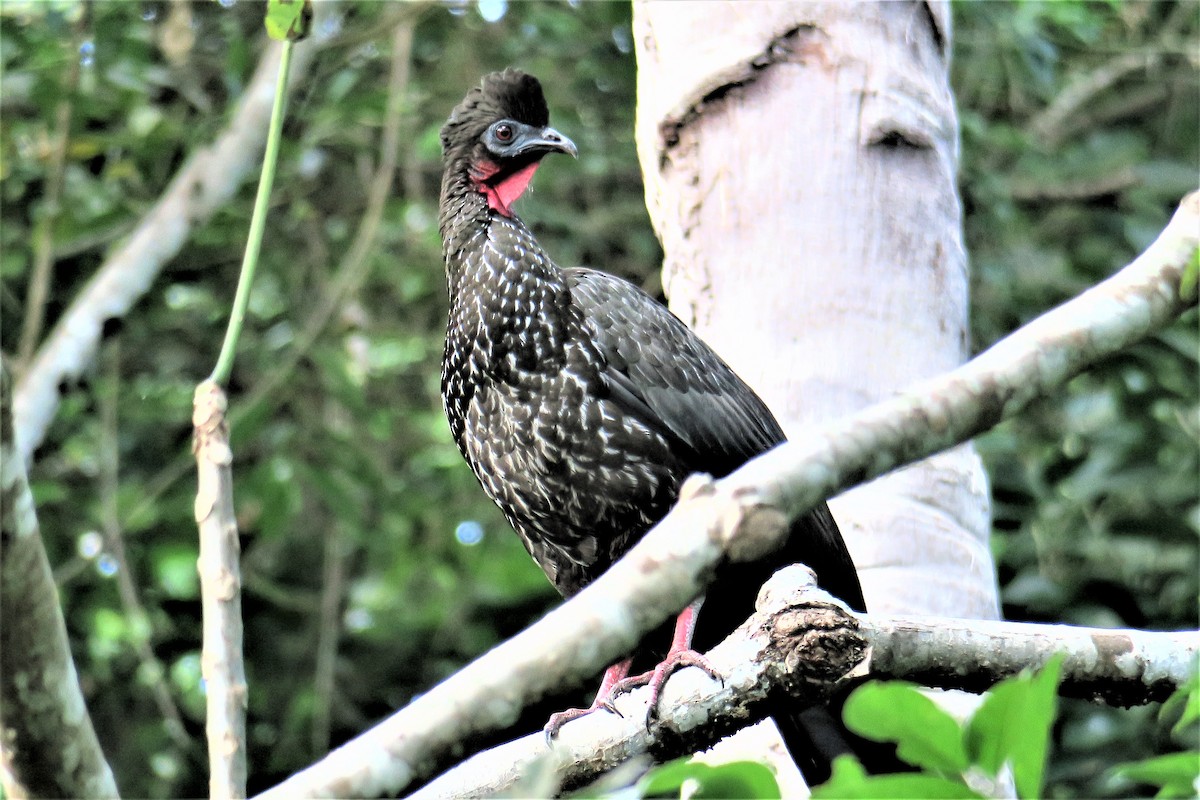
[438,69,895,784]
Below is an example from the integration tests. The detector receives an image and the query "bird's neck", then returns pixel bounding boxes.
[438,155,541,247]
[439,161,570,363]
[439,164,492,260]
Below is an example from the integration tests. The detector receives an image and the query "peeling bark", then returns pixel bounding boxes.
[407,574,1197,800]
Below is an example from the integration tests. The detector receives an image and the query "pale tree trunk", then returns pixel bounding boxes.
[634,1,996,621]
[635,3,995,782]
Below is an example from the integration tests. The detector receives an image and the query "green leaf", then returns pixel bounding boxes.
[1111,751,1200,799]
[843,681,969,773]
[1181,246,1199,303]
[1161,668,1200,739]
[635,758,780,799]
[965,654,1064,798]
[812,756,981,799]
[263,0,312,42]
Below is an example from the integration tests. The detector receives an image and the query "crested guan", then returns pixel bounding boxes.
[438,69,896,784]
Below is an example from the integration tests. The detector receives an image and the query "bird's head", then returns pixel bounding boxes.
[440,69,577,217]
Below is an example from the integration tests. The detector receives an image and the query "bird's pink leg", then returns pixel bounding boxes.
[608,598,722,722]
[544,657,633,739]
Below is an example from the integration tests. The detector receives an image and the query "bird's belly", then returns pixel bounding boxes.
[461,379,681,593]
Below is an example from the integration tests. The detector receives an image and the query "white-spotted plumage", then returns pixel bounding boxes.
[433,69,905,783]
[436,69,861,607]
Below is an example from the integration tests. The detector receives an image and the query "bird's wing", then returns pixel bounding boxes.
[566,267,866,611]
[565,267,785,477]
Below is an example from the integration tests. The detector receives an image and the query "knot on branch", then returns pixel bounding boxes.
[766,604,865,689]
[756,566,867,699]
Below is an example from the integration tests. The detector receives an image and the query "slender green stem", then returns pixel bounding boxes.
[209,40,295,386]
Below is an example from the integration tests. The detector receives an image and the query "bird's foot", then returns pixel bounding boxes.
[543,701,620,742]
[608,648,723,725]
[544,658,631,742]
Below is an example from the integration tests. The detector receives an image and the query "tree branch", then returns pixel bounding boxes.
[15,7,87,378]
[255,194,1197,799]
[193,380,247,799]
[98,340,191,751]
[860,615,1197,707]
[112,10,423,543]
[0,361,120,799]
[411,569,1198,800]
[1029,50,1166,148]
[264,568,867,800]
[12,35,317,464]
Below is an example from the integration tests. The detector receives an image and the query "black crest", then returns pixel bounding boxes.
[441,69,549,154]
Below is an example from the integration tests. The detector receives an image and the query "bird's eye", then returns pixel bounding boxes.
[493,123,514,143]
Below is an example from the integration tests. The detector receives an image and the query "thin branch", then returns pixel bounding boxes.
[12,35,317,464]
[310,23,414,757]
[193,380,247,799]
[860,615,1198,707]
[12,2,434,466]
[255,194,1198,799]
[98,339,191,751]
[16,8,87,377]
[311,519,346,757]
[320,3,429,52]
[1029,50,1165,148]
[1009,166,1140,203]
[209,38,297,386]
[1071,83,1171,137]
[0,360,120,799]
[120,15,418,541]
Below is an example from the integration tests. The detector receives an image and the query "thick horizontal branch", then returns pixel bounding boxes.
[0,362,120,799]
[411,568,1199,799]
[258,194,1198,799]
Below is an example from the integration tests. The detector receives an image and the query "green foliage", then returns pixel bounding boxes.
[1,0,1195,797]
[1109,672,1200,798]
[955,2,1198,795]
[263,0,311,43]
[1181,247,1199,301]
[814,758,984,800]
[821,657,1065,799]
[1163,670,1200,739]
[632,758,781,800]
[1112,753,1200,800]
[843,682,970,774]
[964,654,1063,798]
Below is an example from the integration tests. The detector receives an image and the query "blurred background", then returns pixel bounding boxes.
[1,1,1196,796]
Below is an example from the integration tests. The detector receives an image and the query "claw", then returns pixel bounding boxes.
[544,599,723,736]
[610,647,723,724]
[544,706,599,742]
[544,658,632,741]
